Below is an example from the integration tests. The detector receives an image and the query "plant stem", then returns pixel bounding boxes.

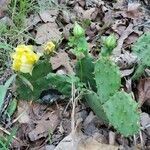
[79,59,83,82]
[132,64,145,80]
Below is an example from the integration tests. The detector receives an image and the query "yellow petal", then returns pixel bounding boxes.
[20,64,33,73]
[44,41,55,54]
[12,60,21,71]
[11,44,40,73]
[15,44,33,53]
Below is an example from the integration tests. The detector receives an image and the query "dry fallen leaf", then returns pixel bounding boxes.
[0,0,9,18]
[138,78,150,106]
[78,138,119,150]
[78,0,85,7]
[111,20,127,36]
[74,4,103,21]
[35,22,62,44]
[83,8,99,21]
[140,113,150,135]
[120,68,134,78]
[55,131,118,150]
[26,14,41,30]
[126,2,142,19]
[114,51,137,69]
[55,132,85,150]
[28,111,59,141]
[17,101,31,124]
[113,23,134,57]
[50,51,73,74]
[124,32,141,45]
[39,9,58,23]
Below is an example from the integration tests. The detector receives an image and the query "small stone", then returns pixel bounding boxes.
[109,131,116,145]
[45,145,56,150]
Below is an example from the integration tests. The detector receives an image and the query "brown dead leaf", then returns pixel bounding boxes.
[86,22,99,41]
[112,23,134,57]
[140,113,150,135]
[114,51,137,69]
[63,24,73,40]
[103,10,114,27]
[50,51,73,74]
[73,4,84,18]
[78,138,119,150]
[126,2,142,19]
[35,22,62,44]
[28,111,59,141]
[16,101,31,124]
[55,132,85,150]
[83,8,99,21]
[26,14,41,30]
[55,130,118,150]
[124,32,141,45]
[120,68,134,78]
[113,0,126,10]
[78,0,85,7]
[0,0,9,18]
[39,9,58,23]
[138,78,150,106]
[111,20,127,36]
[74,4,103,21]
[85,0,104,7]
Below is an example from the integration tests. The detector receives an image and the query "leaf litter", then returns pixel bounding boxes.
[1,0,150,149]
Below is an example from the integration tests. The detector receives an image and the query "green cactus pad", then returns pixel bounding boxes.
[95,57,121,103]
[85,91,108,123]
[76,56,96,91]
[103,91,140,137]
[132,32,150,67]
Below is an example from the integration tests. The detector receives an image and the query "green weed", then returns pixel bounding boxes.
[0,127,18,149]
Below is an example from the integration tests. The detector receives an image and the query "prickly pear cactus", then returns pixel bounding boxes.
[95,57,121,103]
[85,91,108,123]
[103,91,140,137]
[132,33,150,79]
[76,56,96,91]
[132,32,150,67]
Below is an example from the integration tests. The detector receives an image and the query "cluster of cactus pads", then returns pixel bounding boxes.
[71,23,140,137]
[79,55,140,137]
[77,52,140,137]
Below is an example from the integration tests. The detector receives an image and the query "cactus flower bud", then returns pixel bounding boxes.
[73,22,85,37]
[104,34,117,49]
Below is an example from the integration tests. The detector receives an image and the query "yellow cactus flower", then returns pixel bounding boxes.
[11,44,39,73]
[44,41,55,54]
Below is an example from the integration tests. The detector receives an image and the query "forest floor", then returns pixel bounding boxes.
[0,0,150,149]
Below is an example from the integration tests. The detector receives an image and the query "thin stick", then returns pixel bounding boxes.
[140,131,144,149]
[71,81,76,133]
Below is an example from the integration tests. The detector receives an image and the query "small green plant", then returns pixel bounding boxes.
[101,34,117,57]
[68,22,88,58]
[0,43,13,74]
[0,0,39,48]
[12,43,80,101]
[68,23,140,137]
[0,127,17,150]
[0,74,16,110]
[132,33,150,80]
[8,0,36,29]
